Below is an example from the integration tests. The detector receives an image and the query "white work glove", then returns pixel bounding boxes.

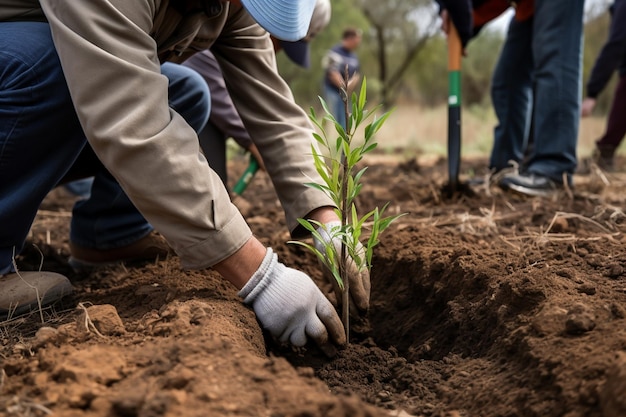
[238,248,346,351]
[313,221,371,312]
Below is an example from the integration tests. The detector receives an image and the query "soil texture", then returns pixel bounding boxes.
[2,155,626,417]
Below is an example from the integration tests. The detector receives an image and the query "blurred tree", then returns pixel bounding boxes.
[411,27,505,108]
[585,0,613,21]
[410,35,448,106]
[355,0,440,109]
[277,0,614,115]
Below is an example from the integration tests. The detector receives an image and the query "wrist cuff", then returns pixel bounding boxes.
[238,247,275,303]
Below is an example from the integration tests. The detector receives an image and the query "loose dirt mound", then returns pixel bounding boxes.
[2,155,626,417]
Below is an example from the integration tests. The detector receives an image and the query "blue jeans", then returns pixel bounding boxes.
[64,178,95,199]
[489,16,534,171]
[0,22,210,274]
[489,0,584,182]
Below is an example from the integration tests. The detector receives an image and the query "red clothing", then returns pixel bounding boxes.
[473,0,534,28]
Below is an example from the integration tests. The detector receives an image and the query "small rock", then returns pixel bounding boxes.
[112,395,144,417]
[565,303,596,335]
[80,304,126,336]
[33,327,60,348]
[606,264,624,279]
[531,304,568,336]
[550,217,569,232]
[576,247,589,257]
[377,390,391,402]
[576,284,596,296]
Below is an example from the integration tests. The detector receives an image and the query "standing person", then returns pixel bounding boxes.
[322,27,363,130]
[438,0,584,197]
[0,0,374,352]
[183,0,331,187]
[580,0,626,171]
[490,0,585,197]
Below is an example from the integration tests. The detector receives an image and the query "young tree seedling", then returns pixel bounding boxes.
[289,77,404,342]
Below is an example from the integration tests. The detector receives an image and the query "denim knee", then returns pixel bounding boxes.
[162,62,211,133]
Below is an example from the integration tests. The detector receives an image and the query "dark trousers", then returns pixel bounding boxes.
[596,75,626,154]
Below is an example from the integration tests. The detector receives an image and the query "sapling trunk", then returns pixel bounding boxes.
[339,66,351,341]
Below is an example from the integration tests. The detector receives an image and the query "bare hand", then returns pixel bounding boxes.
[581,97,597,117]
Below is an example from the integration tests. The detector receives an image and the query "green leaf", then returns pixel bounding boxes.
[319,97,334,120]
[311,132,325,146]
[353,167,368,185]
[363,142,378,154]
[358,77,367,110]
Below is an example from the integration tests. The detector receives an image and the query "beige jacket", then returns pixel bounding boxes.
[1,0,332,269]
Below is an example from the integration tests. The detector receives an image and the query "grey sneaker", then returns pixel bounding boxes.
[498,172,561,197]
[0,271,73,320]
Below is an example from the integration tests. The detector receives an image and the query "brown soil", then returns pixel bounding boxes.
[2,154,626,417]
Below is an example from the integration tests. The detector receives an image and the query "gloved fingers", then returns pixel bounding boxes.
[316,299,346,347]
[321,260,370,313]
[347,264,370,311]
[305,314,339,358]
[288,326,307,347]
[363,268,371,300]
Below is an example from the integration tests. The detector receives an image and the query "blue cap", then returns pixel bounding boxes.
[241,0,316,42]
[280,40,310,68]
[275,0,331,68]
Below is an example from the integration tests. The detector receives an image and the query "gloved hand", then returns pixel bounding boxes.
[436,0,473,48]
[238,248,346,351]
[313,221,371,312]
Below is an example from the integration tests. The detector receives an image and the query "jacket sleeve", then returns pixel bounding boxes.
[436,0,473,47]
[39,0,252,268]
[211,6,335,237]
[586,0,626,98]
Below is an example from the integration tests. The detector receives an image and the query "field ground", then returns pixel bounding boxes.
[2,122,626,416]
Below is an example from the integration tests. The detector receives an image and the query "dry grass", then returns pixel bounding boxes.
[365,103,609,160]
[392,164,626,255]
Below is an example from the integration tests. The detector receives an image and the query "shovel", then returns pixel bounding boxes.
[446,19,463,192]
[232,154,259,196]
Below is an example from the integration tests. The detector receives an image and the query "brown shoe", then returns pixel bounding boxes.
[0,271,73,320]
[69,232,172,271]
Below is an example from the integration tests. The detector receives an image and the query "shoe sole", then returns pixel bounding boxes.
[0,275,74,320]
[504,183,558,198]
